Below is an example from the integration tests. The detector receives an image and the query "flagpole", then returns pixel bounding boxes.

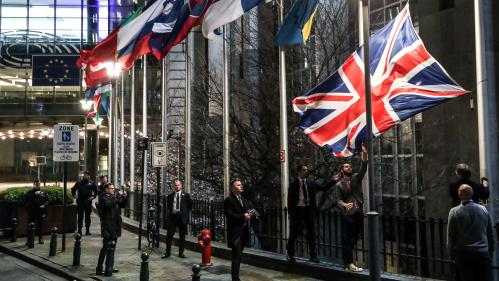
[184,35,192,194]
[361,1,381,280]
[223,25,230,199]
[161,58,168,195]
[113,77,119,187]
[278,0,289,249]
[130,66,136,192]
[143,56,148,192]
[108,89,113,181]
[120,73,125,188]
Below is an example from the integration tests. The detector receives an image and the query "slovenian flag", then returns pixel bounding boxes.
[275,0,319,46]
[201,0,267,40]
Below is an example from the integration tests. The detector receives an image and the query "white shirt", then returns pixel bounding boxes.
[172,191,182,213]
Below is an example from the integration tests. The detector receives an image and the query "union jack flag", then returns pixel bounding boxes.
[293,5,466,157]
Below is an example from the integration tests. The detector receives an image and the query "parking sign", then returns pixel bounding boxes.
[53,124,79,162]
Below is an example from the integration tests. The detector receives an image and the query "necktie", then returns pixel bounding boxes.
[302,180,309,205]
[238,195,243,208]
[175,193,180,210]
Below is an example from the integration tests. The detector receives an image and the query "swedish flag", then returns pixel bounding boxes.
[275,0,319,46]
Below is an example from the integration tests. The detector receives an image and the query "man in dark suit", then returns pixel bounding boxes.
[162,179,192,258]
[25,179,49,244]
[224,178,256,281]
[71,170,98,235]
[287,165,338,263]
[449,163,489,207]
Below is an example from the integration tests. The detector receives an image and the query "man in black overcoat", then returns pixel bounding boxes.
[162,179,192,258]
[287,164,338,263]
[224,178,256,281]
[25,179,49,244]
[71,170,98,235]
[96,183,127,277]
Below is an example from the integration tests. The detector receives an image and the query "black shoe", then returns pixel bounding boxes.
[85,230,91,236]
[161,253,171,259]
[310,257,320,263]
[96,269,104,276]
[112,268,119,273]
[287,255,296,263]
[178,253,186,258]
[38,240,44,244]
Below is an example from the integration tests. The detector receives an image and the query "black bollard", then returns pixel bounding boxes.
[192,264,201,281]
[49,227,58,256]
[11,218,18,242]
[73,232,81,266]
[139,252,149,281]
[27,222,35,248]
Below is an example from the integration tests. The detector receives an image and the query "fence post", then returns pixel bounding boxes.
[140,252,149,281]
[10,218,18,242]
[367,212,381,281]
[27,222,35,248]
[73,232,81,266]
[49,227,58,256]
[192,264,201,281]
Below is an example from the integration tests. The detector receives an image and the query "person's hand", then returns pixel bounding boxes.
[332,172,342,182]
[244,213,251,220]
[344,203,354,210]
[74,194,78,200]
[35,191,41,195]
[40,205,45,208]
[362,143,368,153]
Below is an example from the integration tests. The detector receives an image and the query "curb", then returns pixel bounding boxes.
[0,244,87,281]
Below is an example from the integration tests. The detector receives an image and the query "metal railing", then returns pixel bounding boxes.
[123,192,455,279]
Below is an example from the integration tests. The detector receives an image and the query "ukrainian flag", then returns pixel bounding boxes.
[275,0,319,46]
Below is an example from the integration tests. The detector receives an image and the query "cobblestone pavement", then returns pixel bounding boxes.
[0,252,67,281]
[1,213,320,281]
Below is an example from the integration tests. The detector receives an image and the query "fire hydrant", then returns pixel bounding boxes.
[197,229,213,266]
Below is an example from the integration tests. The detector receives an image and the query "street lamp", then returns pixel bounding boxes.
[104,61,122,187]
[93,115,103,183]
[80,99,93,171]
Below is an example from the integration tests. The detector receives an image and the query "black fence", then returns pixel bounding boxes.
[123,192,455,279]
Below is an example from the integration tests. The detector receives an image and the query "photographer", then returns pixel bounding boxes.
[25,179,49,244]
[96,183,127,277]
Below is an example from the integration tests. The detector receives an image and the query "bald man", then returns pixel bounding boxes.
[447,184,494,281]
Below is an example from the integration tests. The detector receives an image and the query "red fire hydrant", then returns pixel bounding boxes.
[197,229,213,266]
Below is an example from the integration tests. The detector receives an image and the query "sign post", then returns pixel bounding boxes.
[151,142,167,247]
[53,124,79,251]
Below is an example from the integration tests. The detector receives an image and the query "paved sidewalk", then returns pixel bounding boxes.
[0,213,320,281]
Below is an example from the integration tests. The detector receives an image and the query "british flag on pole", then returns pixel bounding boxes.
[293,5,466,157]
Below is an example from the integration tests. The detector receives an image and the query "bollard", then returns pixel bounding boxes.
[73,232,81,266]
[27,222,35,248]
[49,227,58,256]
[139,252,149,281]
[192,264,201,281]
[10,218,18,242]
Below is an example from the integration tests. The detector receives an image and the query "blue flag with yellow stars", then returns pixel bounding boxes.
[32,55,80,86]
[275,0,319,46]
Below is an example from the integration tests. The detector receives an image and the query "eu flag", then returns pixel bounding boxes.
[32,55,80,86]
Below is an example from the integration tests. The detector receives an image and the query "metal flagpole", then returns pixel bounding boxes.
[142,56,148,195]
[278,0,289,247]
[361,0,381,280]
[108,87,113,181]
[184,36,191,194]
[113,77,119,187]
[161,58,168,194]
[130,66,136,192]
[223,26,230,198]
[120,73,125,188]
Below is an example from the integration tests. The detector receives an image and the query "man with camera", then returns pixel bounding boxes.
[96,183,127,277]
[71,170,98,235]
[25,179,49,244]
[224,178,256,281]
[335,144,367,272]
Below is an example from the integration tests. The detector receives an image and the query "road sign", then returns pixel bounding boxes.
[151,142,167,167]
[53,125,79,162]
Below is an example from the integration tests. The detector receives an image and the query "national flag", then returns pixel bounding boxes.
[293,5,466,157]
[275,0,319,46]
[85,82,111,117]
[149,0,213,60]
[32,55,80,86]
[201,0,267,40]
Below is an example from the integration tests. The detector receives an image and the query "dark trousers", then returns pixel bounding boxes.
[454,251,491,281]
[77,201,92,232]
[165,214,187,255]
[287,206,317,258]
[341,212,364,265]
[28,212,44,240]
[230,237,244,281]
[97,238,117,274]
